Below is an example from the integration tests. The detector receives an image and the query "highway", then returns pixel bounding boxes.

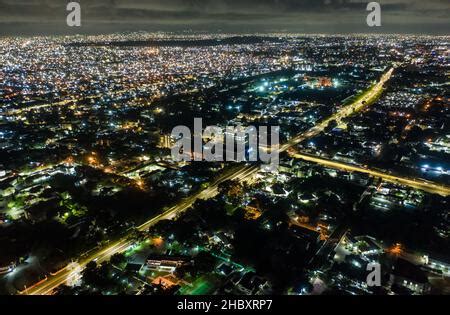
[5,88,141,116]
[23,68,394,295]
[280,68,394,152]
[288,151,450,197]
[22,166,259,295]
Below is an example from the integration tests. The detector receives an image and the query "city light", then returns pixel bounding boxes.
[0,14,447,300]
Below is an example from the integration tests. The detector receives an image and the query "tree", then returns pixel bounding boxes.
[325,120,338,133]
[148,220,173,238]
[54,284,77,295]
[194,251,217,273]
[81,261,115,291]
[218,180,243,199]
[110,253,127,267]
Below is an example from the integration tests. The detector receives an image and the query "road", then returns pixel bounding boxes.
[22,166,259,295]
[288,151,450,197]
[23,68,394,295]
[4,88,143,116]
[282,68,394,152]
[308,224,350,266]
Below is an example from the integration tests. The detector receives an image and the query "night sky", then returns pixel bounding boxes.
[0,0,449,35]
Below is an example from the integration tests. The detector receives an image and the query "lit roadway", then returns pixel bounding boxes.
[22,166,259,295]
[280,68,394,152]
[5,84,197,116]
[288,151,450,197]
[23,68,394,295]
[5,87,145,116]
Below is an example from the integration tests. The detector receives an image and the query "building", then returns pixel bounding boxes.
[244,200,263,220]
[146,254,190,273]
[235,272,271,295]
[0,260,15,275]
[290,225,322,250]
[390,259,431,294]
[158,134,175,149]
[151,275,181,290]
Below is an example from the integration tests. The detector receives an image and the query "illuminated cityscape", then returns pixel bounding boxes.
[0,1,449,301]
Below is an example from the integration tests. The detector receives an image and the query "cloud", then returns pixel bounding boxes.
[0,0,448,34]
